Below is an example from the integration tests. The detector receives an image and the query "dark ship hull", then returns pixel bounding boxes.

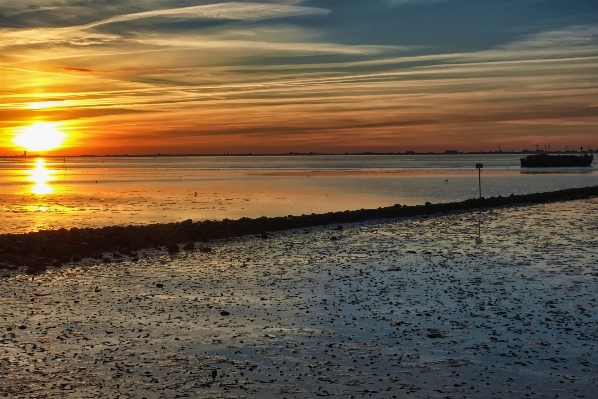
[520,153,593,168]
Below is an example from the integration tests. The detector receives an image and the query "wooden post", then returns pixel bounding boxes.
[476,163,483,199]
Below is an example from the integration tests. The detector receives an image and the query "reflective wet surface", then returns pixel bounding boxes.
[1,199,597,398]
[0,155,596,234]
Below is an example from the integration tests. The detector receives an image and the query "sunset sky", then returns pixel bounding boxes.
[1,0,597,155]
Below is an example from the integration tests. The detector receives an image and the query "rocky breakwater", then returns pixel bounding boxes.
[1,185,597,275]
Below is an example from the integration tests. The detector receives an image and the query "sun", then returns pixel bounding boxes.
[13,122,66,152]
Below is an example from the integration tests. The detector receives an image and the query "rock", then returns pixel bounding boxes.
[102,257,111,263]
[156,283,164,288]
[183,243,194,251]
[427,329,444,339]
[112,252,122,259]
[220,310,230,316]
[260,232,269,239]
[167,243,179,254]
[26,264,46,274]
[91,251,103,259]
[52,259,62,267]
[199,247,212,253]
[72,253,82,262]
[79,242,90,256]
[334,225,344,230]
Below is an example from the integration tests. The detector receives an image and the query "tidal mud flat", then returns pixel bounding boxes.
[1,198,597,398]
[1,185,598,273]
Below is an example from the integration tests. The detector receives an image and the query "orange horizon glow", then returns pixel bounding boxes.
[0,2,596,155]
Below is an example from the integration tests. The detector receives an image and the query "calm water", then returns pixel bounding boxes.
[0,154,595,233]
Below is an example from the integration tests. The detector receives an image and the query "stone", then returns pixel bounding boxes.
[26,264,46,274]
[427,329,444,339]
[183,243,194,251]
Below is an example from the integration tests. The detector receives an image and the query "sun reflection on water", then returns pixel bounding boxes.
[28,158,55,195]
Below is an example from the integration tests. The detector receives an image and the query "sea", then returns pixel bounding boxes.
[0,154,595,234]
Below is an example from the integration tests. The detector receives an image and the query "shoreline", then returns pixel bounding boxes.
[1,185,597,274]
[2,195,597,397]
[4,151,596,157]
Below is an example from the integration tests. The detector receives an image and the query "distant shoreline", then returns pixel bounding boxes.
[3,151,596,158]
[1,185,597,275]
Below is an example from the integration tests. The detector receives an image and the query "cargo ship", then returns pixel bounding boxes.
[520,153,593,168]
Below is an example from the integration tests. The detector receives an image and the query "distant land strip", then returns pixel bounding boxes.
[5,150,597,157]
[1,185,598,275]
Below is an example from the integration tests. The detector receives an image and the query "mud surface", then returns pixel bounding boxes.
[1,199,597,398]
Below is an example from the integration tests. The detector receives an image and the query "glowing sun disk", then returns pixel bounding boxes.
[14,122,66,152]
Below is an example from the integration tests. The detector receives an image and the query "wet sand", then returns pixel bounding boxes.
[2,198,597,398]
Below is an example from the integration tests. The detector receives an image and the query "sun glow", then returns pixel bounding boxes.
[13,122,66,152]
[28,101,67,110]
[28,158,55,195]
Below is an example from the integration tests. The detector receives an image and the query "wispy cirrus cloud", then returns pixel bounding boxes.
[76,1,330,27]
[1,1,597,153]
[0,2,330,47]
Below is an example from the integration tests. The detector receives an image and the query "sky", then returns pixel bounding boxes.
[1,0,597,155]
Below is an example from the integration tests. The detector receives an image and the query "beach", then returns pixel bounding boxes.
[4,0,598,397]
[2,198,597,398]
